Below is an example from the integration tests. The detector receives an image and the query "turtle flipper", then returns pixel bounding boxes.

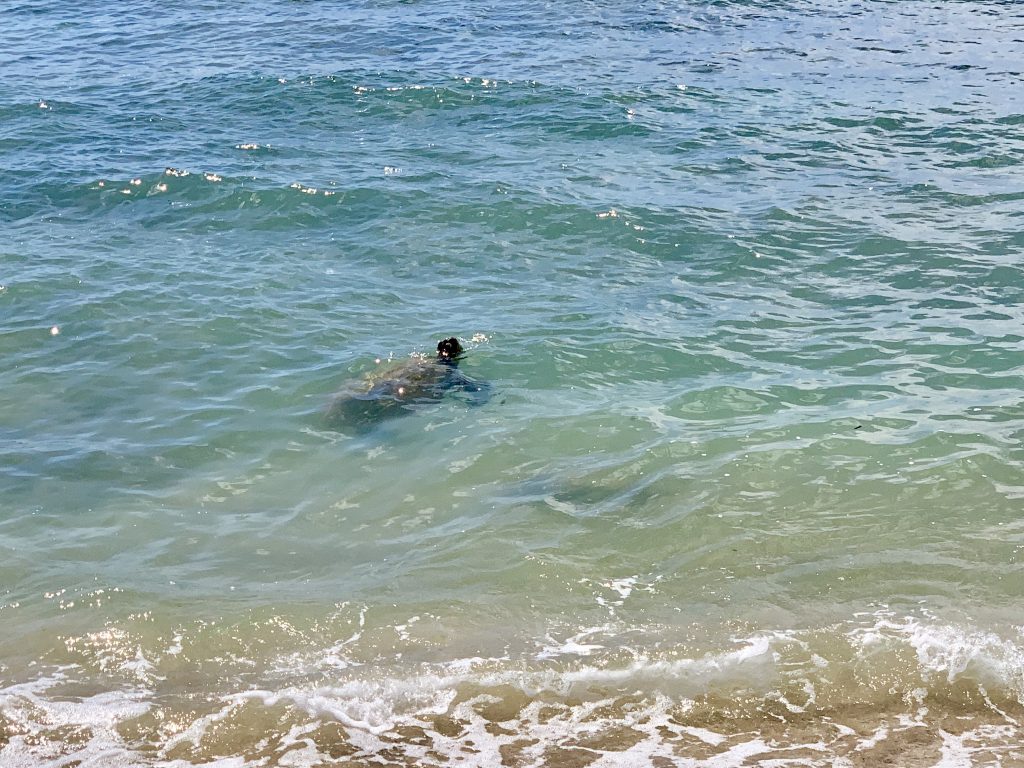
[447,370,492,406]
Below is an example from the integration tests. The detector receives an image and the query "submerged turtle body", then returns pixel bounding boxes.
[324,337,488,432]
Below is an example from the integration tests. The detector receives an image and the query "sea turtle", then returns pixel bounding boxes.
[324,337,489,431]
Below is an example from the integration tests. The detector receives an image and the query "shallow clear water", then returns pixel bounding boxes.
[3,1,1024,765]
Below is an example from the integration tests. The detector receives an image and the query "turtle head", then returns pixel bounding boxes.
[436,337,463,364]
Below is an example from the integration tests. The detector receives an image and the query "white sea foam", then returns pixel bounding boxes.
[0,672,151,768]
[233,674,459,736]
[537,625,610,658]
[848,609,1024,699]
[158,758,250,768]
[5,611,1024,766]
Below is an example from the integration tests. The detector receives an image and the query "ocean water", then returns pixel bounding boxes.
[2,0,1024,765]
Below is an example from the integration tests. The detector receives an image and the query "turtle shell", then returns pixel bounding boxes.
[325,354,461,431]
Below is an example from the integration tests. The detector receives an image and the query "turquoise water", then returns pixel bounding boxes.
[3,1,1024,764]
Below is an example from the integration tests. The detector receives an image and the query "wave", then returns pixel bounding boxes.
[2,609,1024,766]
